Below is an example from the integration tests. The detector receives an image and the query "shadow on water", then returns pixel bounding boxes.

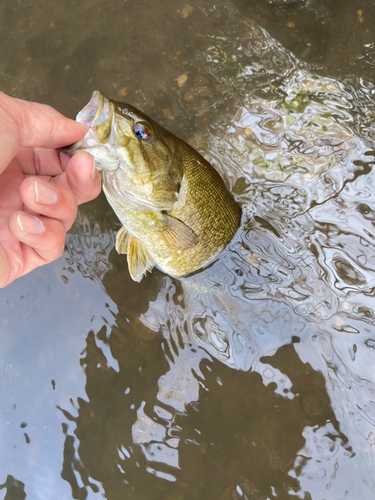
[1,0,375,499]
[0,476,26,500]
[59,248,349,500]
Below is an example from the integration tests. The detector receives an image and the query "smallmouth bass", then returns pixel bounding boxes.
[63,91,241,281]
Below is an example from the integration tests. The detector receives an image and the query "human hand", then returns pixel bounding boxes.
[0,92,101,287]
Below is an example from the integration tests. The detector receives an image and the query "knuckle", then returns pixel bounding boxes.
[0,250,22,287]
[63,195,78,230]
[37,220,66,263]
[52,228,67,259]
[9,258,23,284]
[0,247,11,287]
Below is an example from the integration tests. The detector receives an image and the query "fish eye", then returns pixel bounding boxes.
[133,122,152,141]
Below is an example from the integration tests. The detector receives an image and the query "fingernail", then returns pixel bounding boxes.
[91,157,98,182]
[17,213,45,235]
[34,180,58,205]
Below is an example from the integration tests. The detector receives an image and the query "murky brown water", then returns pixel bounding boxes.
[1,1,375,499]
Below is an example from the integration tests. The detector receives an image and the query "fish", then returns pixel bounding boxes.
[62,91,241,282]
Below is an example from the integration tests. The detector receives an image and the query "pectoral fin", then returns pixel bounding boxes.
[116,226,130,254]
[161,212,198,251]
[128,235,155,282]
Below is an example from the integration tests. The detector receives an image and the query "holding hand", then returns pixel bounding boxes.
[0,92,101,287]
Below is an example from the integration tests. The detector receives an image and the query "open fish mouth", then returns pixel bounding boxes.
[76,90,109,128]
[57,91,122,171]
[58,91,107,153]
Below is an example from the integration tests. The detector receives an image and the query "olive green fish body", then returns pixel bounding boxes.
[64,91,241,281]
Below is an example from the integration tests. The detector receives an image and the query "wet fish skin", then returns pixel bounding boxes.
[62,91,241,281]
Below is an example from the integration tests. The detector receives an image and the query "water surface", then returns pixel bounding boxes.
[1,1,375,499]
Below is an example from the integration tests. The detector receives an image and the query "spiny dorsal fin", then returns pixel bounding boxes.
[116,226,130,254]
[127,235,155,282]
[161,212,198,252]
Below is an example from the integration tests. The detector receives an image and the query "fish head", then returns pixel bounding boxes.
[64,91,183,209]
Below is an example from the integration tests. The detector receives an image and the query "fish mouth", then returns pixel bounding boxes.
[58,90,132,172]
[58,91,115,157]
[76,90,107,127]
[57,91,108,155]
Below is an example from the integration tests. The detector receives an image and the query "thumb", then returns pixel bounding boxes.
[0,92,88,149]
[0,92,88,175]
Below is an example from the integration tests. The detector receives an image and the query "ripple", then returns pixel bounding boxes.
[60,3,375,497]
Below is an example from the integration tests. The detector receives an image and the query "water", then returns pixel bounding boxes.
[1,1,375,499]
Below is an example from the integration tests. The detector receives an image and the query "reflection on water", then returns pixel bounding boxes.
[1,0,375,499]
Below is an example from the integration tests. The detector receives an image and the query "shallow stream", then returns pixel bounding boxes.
[1,1,375,499]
